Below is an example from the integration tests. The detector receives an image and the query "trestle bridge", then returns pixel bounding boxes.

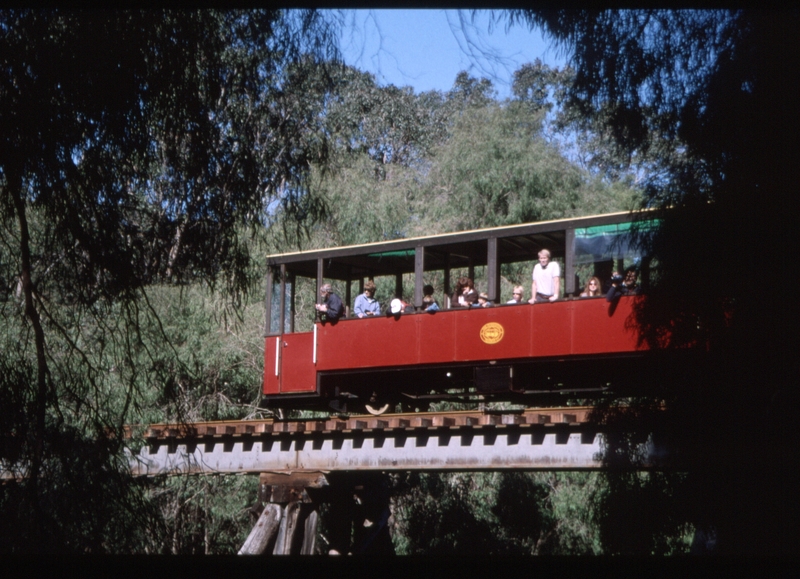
[128,407,661,555]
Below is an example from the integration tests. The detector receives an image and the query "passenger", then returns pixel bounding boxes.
[450,277,465,307]
[315,283,344,321]
[606,267,640,302]
[354,281,380,318]
[422,295,440,312]
[580,276,603,297]
[506,285,525,304]
[389,296,414,315]
[453,277,478,307]
[528,249,560,303]
[477,292,493,307]
[422,284,440,312]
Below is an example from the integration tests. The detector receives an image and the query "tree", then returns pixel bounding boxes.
[0,9,339,552]
[508,9,800,555]
[419,96,637,233]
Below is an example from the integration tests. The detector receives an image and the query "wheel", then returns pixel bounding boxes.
[365,403,390,416]
[365,390,390,415]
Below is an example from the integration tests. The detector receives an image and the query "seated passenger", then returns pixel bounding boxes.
[389,295,414,315]
[580,276,602,297]
[422,294,440,312]
[506,285,525,304]
[422,285,440,312]
[450,277,466,307]
[477,292,493,307]
[606,267,640,302]
[315,283,344,321]
[354,281,380,318]
[452,276,478,308]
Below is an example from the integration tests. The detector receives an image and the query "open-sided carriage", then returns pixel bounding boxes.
[263,211,658,414]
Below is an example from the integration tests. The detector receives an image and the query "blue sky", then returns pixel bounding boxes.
[338,9,566,100]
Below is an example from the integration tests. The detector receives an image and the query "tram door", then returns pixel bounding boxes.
[264,273,317,395]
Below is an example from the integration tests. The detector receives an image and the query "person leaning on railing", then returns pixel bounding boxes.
[529,249,560,303]
[315,283,344,321]
[606,267,640,302]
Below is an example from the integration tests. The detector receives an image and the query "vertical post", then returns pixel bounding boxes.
[345,273,352,319]
[443,254,451,308]
[272,502,301,555]
[468,257,474,283]
[487,237,499,302]
[300,509,319,555]
[414,245,424,309]
[264,267,273,336]
[278,264,286,335]
[316,258,324,306]
[238,504,283,555]
[395,273,403,300]
[289,273,296,333]
[565,228,576,296]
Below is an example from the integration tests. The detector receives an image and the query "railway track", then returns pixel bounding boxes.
[127,406,654,476]
[139,406,596,441]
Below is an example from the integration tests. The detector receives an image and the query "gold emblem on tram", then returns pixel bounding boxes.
[479,322,504,344]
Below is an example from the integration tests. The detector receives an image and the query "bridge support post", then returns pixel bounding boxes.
[239,472,327,555]
[271,501,301,555]
[238,504,282,555]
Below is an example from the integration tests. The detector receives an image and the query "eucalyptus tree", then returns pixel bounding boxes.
[0,9,340,552]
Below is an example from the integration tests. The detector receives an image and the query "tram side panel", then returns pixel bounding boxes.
[262,333,318,395]
[262,297,645,396]
[263,336,281,395]
[316,315,421,370]
[451,306,533,362]
[414,311,457,364]
[570,297,641,355]
[530,303,574,358]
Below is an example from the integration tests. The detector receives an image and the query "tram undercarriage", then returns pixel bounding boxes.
[262,351,679,415]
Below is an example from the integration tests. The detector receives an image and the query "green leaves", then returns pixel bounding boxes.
[0,9,340,552]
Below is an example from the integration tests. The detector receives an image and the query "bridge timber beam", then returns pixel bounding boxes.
[130,420,657,476]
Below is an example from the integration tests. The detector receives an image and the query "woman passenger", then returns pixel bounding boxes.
[457,277,478,308]
[453,277,477,307]
[580,276,602,297]
[506,285,525,304]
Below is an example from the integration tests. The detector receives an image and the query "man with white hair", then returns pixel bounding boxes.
[528,249,560,304]
[315,283,344,321]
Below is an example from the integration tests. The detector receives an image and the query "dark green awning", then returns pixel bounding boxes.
[573,220,659,264]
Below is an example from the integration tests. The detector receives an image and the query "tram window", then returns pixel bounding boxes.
[268,278,292,335]
[573,221,656,291]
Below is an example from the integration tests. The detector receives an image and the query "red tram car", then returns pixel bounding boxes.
[263,211,659,414]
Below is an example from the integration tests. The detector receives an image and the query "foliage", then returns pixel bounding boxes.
[0,9,659,555]
[508,8,800,554]
[391,471,603,556]
[419,100,638,233]
[0,9,339,552]
[145,475,258,554]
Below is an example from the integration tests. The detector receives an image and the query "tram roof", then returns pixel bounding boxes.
[267,210,649,280]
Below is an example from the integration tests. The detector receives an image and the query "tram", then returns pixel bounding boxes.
[262,211,660,414]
